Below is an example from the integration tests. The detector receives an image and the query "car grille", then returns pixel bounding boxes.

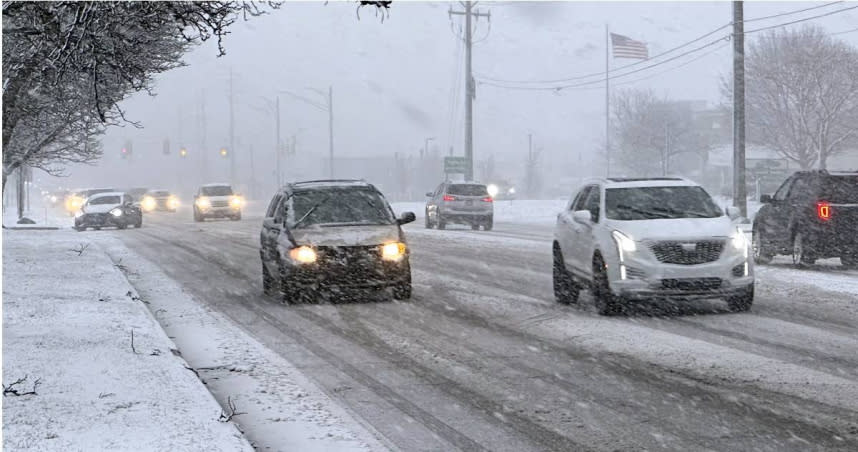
[649,240,724,265]
[661,278,722,291]
[314,246,388,283]
[211,200,229,208]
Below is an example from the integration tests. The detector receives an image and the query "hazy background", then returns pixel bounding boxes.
[48,1,858,200]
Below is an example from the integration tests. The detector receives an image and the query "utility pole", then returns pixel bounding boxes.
[732,1,747,217]
[605,24,611,177]
[328,85,334,179]
[249,144,256,199]
[275,96,282,187]
[424,137,435,159]
[229,68,236,186]
[450,1,490,182]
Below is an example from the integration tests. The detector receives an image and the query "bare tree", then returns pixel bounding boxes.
[736,26,858,169]
[2,2,276,194]
[612,89,713,177]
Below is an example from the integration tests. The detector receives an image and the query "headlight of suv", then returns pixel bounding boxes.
[196,197,210,208]
[611,230,636,280]
[381,242,407,261]
[141,196,156,211]
[289,246,317,264]
[167,196,179,208]
[230,196,243,208]
[732,227,749,257]
[109,208,123,217]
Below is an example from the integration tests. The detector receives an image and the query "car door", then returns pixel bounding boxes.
[428,183,443,221]
[261,193,284,267]
[785,174,816,236]
[758,175,795,247]
[566,185,597,277]
[557,186,588,268]
[576,185,602,279]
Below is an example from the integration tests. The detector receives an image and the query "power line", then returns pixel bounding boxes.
[830,26,858,36]
[744,4,858,34]
[475,1,847,86]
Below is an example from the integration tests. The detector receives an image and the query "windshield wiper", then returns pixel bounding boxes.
[294,195,331,228]
[651,206,714,218]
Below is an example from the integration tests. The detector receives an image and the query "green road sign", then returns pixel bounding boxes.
[444,156,467,174]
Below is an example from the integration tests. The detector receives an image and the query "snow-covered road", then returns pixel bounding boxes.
[88,205,858,451]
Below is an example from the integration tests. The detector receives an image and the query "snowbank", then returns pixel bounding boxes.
[391,199,567,225]
[2,230,251,451]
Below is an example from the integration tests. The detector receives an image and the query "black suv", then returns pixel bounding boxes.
[259,180,416,303]
[753,170,858,267]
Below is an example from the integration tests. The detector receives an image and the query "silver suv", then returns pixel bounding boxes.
[425,182,494,230]
[553,177,754,315]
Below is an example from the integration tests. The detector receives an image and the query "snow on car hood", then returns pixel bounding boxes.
[606,216,734,242]
[83,204,121,214]
[291,224,401,247]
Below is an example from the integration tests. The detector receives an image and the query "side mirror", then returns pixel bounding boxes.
[425,192,433,197]
[397,211,416,225]
[726,206,741,220]
[572,210,592,224]
[760,194,773,204]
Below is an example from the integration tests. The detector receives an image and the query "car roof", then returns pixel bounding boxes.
[147,189,170,193]
[447,182,487,186]
[202,183,231,188]
[288,179,375,192]
[87,191,126,200]
[581,177,700,189]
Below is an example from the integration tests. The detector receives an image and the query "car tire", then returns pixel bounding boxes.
[117,223,128,230]
[94,226,101,231]
[74,226,85,232]
[791,231,815,267]
[841,254,858,269]
[484,216,493,231]
[135,216,143,228]
[424,210,433,229]
[193,209,203,222]
[471,223,480,231]
[592,254,622,316]
[553,244,579,305]
[393,282,412,300]
[262,262,277,296]
[727,286,754,312]
[752,227,773,264]
[437,215,446,230]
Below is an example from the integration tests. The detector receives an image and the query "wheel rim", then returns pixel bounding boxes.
[792,233,803,264]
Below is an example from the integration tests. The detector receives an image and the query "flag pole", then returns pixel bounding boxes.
[605,24,611,177]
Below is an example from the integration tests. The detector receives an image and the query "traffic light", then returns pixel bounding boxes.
[219,147,228,158]
[121,147,129,159]
[179,148,188,158]
[163,138,171,155]
[122,140,133,159]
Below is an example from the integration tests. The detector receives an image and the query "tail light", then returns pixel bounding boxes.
[481,196,493,202]
[442,194,456,202]
[817,201,832,221]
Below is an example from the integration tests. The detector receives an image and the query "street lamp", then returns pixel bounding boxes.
[423,137,435,158]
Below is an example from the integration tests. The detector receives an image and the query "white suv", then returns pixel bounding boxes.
[552,177,754,315]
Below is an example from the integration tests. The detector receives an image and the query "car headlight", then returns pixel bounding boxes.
[487,184,499,198]
[732,227,749,256]
[381,242,407,261]
[50,195,58,203]
[109,208,123,217]
[141,196,156,211]
[230,196,243,208]
[508,187,516,194]
[611,230,636,255]
[196,197,210,208]
[289,246,317,264]
[167,196,179,208]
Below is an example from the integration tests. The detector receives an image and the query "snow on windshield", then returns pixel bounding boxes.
[606,186,724,220]
[291,189,394,227]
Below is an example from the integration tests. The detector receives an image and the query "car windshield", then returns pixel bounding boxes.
[606,186,724,220]
[448,184,488,196]
[88,195,121,206]
[822,176,858,203]
[201,186,233,196]
[290,188,394,228]
[150,190,170,197]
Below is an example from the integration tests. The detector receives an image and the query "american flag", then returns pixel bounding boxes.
[611,33,648,59]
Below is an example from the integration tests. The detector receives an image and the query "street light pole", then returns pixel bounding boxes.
[424,137,435,158]
[276,96,281,187]
[328,85,334,179]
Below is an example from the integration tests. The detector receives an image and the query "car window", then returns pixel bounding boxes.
[787,176,814,201]
[274,196,289,223]
[289,188,395,228]
[447,184,488,196]
[201,186,233,196]
[605,186,724,220]
[572,186,592,211]
[88,195,121,205]
[773,176,795,201]
[822,175,858,203]
[266,194,282,218]
[584,186,601,222]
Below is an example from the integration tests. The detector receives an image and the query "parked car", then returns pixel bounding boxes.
[193,183,243,221]
[753,170,858,268]
[141,189,179,212]
[425,182,493,230]
[65,188,116,216]
[74,192,142,231]
[553,177,754,315]
[259,179,416,303]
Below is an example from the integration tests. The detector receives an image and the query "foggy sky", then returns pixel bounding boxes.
[54,1,858,194]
